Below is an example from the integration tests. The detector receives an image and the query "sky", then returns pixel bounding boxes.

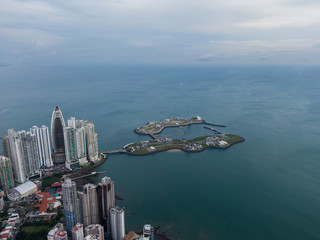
[1,0,320,65]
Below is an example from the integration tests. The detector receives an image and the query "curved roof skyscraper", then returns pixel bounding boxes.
[51,106,66,164]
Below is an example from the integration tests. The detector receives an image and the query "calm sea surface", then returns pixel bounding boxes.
[0,65,320,240]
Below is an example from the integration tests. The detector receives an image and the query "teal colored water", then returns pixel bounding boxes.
[1,65,320,239]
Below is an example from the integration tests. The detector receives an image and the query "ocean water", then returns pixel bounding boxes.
[1,65,320,240]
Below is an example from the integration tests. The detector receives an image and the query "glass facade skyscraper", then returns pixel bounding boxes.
[51,106,66,164]
[62,178,81,236]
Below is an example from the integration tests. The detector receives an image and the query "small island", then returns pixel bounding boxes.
[124,134,244,155]
[134,116,204,135]
[103,117,244,156]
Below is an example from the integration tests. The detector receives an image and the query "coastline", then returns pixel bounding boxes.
[167,149,182,152]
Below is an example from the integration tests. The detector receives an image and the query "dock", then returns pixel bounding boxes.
[204,122,226,127]
[203,126,222,134]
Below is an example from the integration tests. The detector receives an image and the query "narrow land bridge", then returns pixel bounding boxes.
[103,149,127,154]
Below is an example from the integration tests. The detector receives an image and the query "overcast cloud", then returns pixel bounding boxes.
[1,0,320,65]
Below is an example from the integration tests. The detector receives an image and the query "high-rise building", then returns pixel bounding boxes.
[65,117,88,170]
[72,223,84,240]
[0,156,15,196]
[7,129,40,183]
[110,206,125,240]
[85,121,99,162]
[0,192,4,211]
[2,135,12,160]
[62,178,81,236]
[64,127,79,170]
[82,184,100,227]
[30,125,53,168]
[97,176,115,235]
[66,117,98,164]
[84,224,104,240]
[7,129,26,183]
[75,127,87,165]
[17,130,40,178]
[68,117,76,129]
[51,106,66,164]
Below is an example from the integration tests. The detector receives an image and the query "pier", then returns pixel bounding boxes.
[203,126,222,134]
[204,122,226,127]
[102,149,127,154]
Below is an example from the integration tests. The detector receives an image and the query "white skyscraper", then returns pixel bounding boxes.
[65,117,88,170]
[75,127,87,165]
[30,125,53,168]
[64,127,79,170]
[8,129,26,183]
[19,131,40,177]
[82,184,100,227]
[85,121,99,162]
[7,129,41,183]
[110,206,125,240]
[68,117,76,129]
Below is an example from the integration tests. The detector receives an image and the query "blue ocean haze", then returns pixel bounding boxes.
[0,65,320,239]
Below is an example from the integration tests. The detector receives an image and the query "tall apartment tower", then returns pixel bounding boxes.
[7,129,26,183]
[17,130,40,178]
[64,127,79,170]
[30,125,53,168]
[97,176,115,235]
[51,106,66,164]
[84,224,104,240]
[75,127,87,165]
[0,156,15,196]
[110,206,125,240]
[2,135,12,160]
[62,178,81,236]
[64,117,88,170]
[82,184,100,227]
[68,117,76,129]
[85,121,99,162]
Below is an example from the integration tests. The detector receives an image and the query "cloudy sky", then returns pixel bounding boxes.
[1,0,320,65]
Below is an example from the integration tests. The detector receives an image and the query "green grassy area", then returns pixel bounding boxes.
[187,136,210,143]
[23,225,50,234]
[16,209,64,240]
[16,221,51,240]
[225,134,244,144]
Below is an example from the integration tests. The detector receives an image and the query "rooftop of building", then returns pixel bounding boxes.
[12,181,37,196]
